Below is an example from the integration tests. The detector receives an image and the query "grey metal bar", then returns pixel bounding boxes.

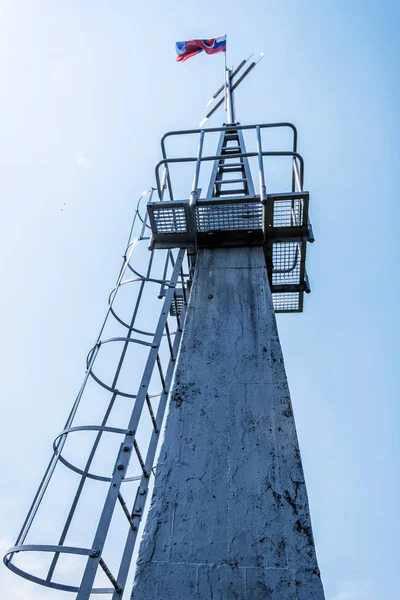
[156,150,304,200]
[159,250,171,299]
[159,166,169,199]
[273,244,300,274]
[230,61,256,92]
[293,157,303,191]
[126,189,153,246]
[46,251,157,580]
[161,122,298,160]
[112,300,188,600]
[190,129,205,206]
[99,558,122,593]
[6,544,97,556]
[225,67,235,124]
[205,56,249,108]
[206,130,226,198]
[4,545,114,594]
[134,440,148,477]
[236,129,255,197]
[272,283,308,293]
[12,342,101,550]
[156,354,167,392]
[255,125,267,202]
[180,265,188,305]
[145,393,159,432]
[231,55,251,81]
[26,232,155,584]
[149,192,308,207]
[76,249,186,599]
[173,292,182,331]
[165,321,175,360]
[200,96,225,126]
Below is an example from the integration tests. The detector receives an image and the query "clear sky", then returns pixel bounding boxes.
[0,1,399,599]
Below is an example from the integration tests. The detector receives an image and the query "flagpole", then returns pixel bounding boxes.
[224,35,227,71]
[224,35,234,125]
[224,35,228,121]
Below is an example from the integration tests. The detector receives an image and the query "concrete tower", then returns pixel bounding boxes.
[132,247,324,599]
[133,65,324,598]
[4,58,324,600]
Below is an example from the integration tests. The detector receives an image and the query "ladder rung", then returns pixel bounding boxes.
[218,162,243,168]
[118,493,137,531]
[222,148,241,154]
[164,322,175,360]
[99,558,122,594]
[218,166,244,173]
[216,188,248,196]
[146,393,159,433]
[215,178,247,185]
[134,440,149,478]
[156,354,167,393]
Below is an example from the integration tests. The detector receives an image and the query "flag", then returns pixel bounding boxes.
[175,36,226,62]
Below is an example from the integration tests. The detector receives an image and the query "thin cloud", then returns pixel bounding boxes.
[331,580,381,600]
[0,538,57,599]
[75,153,89,169]
[0,537,81,599]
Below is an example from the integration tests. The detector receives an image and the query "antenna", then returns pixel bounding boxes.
[200,51,265,126]
[205,52,254,108]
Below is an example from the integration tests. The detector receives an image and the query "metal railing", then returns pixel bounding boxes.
[155,122,304,203]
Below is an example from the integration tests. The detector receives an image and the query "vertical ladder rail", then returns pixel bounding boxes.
[76,249,186,599]
[46,248,157,583]
[112,300,188,599]
[207,127,255,200]
[4,189,190,598]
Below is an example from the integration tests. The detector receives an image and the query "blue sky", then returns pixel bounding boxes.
[0,1,399,599]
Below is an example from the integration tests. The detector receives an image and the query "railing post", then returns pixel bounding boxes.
[190,130,205,207]
[188,129,205,246]
[292,157,303,192]
[256,126,267,203]
[159,167,169,200]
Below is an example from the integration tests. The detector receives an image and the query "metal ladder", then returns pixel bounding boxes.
[4,189,190,599]
[207,126,255,198]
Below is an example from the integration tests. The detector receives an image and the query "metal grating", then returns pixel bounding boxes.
[170,290,185,316]
[154,207,187,233]
[273,198,304,227]
[272,242,301,286]
[149,123,313,314]
[272,292,301,312]
[196,202,263,232]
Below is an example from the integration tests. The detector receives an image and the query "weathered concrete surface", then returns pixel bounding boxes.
[132,248,325,599]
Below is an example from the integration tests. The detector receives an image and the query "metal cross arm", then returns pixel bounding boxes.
[200,51,265,126]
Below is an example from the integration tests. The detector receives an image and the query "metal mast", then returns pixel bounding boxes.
[4,55,323,599]
[225,67,235,124]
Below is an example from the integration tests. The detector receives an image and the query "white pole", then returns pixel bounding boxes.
[225,67,235,125]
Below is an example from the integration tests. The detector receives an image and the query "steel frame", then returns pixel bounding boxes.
[4,119,315,599]
[4,190,190,597]
[147,122,314,313]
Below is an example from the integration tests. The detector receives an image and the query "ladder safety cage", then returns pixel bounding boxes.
[147,122,315,313]
[3,189,192,598]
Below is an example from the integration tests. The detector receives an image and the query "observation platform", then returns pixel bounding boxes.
[147,123,314,313]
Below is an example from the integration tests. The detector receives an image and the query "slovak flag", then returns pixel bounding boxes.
[175,36,227,62]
